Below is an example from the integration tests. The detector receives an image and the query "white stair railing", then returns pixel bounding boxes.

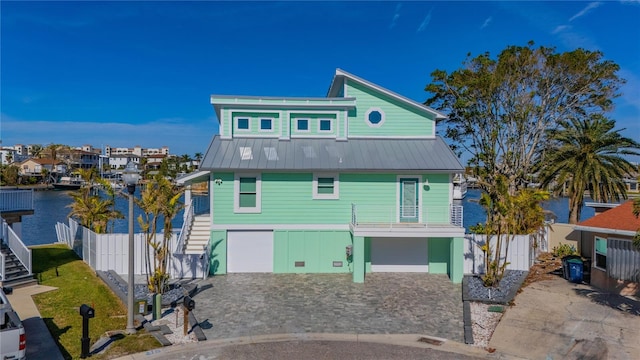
[175,199,194,254]
[4,220,32,275]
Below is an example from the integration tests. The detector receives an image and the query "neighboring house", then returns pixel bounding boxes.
[18,158,67,176]
[109,154,140,169]
[575,200,640,297]
[179,69,465,283]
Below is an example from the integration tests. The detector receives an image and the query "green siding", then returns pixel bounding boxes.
[428,238,451,274]
[273,230,351,273]
[346,80,435,137]
[212,172,451,225]
[209,230,227,275]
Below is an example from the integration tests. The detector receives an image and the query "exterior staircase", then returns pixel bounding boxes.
[184,215,210,254]
[0,243,36,289]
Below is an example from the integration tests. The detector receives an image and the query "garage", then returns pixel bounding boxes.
[370,237,428,272]
[227,231,274,272]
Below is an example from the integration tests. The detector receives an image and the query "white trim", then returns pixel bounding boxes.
[259,117,274,132]
[341,110,348,140]
[234,116,251,132]
[176,170,211,185]
[294,118,311,132]
[234,173,262,213]
[346,135,437,139]
[365,107,385,128]
[318,118,334,133]
[594,236,607,271]
[232,133,280,139]
[334,69,447,120]
[313,173,339,200]
[350,224,465,238]
[211,224,351,230]
[573,225,636,237]
[397,175,423,223]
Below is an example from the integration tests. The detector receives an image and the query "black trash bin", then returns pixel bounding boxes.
[567,258,583,283]
[561,255,582,280]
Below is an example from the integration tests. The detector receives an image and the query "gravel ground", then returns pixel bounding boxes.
[464,270,528,349]
[104,271,185,305]
[465,270,528,304]
[469,302,503,348]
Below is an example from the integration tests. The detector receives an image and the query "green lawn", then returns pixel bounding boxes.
[31,244,160,359]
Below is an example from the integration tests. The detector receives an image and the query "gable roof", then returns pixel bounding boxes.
[575,200,640,236]
[327,69,447,120]
[200,136,463,172]
[21,158,64,166]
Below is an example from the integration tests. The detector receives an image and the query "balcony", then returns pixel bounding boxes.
[350,203,464,238]
[0,189,34,213]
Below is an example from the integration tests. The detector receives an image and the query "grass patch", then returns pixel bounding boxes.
[31,244,160,359]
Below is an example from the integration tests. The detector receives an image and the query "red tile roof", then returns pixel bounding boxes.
[577,200,640,232]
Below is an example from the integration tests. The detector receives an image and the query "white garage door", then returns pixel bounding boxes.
[371,237,428,272]
[227,231,274,273]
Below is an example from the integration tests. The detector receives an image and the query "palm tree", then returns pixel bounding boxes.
[30,144,43,158]
[137,174,184,294]
[539,115,640,224]
[67,168,123,233]
[5,152,13,164]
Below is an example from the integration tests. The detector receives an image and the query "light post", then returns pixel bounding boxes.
[122,160,140,334]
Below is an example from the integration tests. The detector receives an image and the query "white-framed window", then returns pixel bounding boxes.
[313,173,339,199]
[594,236,607,270]
[259,118,273,131]
[235,117,250,131]
[365,107,385,127]
[295,118,310,132]
[318,118,333,132]
[234,173,262,213]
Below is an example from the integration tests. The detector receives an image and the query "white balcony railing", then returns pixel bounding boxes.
[0,189,34,212]
[351,204,463,228]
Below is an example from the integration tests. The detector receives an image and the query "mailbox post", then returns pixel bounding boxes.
[79,304,95,359]
[183,296,195,336]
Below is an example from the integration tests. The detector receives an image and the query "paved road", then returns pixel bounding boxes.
[116,334,491,360]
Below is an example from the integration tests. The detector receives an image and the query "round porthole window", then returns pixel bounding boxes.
[365,107,385,127]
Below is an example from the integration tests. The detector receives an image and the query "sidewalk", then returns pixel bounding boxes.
[489,277,640,360]
[6,285,65,360]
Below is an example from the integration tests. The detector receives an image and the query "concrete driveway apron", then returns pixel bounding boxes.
[191,273,464,342]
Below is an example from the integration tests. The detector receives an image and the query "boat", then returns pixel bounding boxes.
[52,176,85,190]
[453,174,468,200]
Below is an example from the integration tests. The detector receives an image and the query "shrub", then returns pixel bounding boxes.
[552,242,578,258]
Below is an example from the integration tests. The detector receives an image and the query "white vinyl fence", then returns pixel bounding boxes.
[464,227,548,275]
[55,218,208,279]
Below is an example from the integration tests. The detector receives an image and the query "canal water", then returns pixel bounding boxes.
[19,188,595,247]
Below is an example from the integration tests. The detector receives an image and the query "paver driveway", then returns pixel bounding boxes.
[191,273,464,342]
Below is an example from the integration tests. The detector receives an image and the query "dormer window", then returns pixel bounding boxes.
[319,119,332,132]
[260,118,273,131]
[296,119,310,132]
[236,117,250,131]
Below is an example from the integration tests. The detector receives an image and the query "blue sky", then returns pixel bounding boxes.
[2,1,639,158]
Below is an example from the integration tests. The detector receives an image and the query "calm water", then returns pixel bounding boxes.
[460,189,595,229]
[20,188,595,246]
[21,189,185,246]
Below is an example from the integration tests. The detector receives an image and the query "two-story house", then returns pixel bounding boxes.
[179,69,465,283]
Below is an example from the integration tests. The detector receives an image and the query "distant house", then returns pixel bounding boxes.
[575,200,640,296]
[18,158,67,176]
[178,69,466,283]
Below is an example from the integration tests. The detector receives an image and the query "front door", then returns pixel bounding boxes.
[399,178,419,223]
